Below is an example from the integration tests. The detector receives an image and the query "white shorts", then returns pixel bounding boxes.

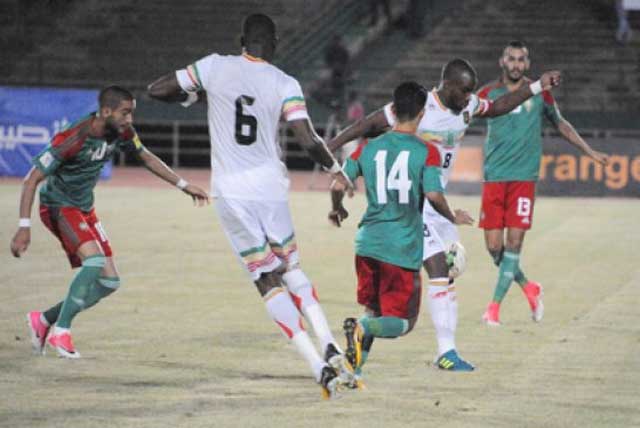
[422,200,460,261]
[215,198,300,281]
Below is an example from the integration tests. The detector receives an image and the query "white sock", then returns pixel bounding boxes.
[291,332,327,382]
[427,278,455,357]
[283,269,340,353]
[264,288,304,339]
[448,281,458,344]
[53,326,70,336]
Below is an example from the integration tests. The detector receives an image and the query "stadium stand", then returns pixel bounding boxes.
[352,0,640,114]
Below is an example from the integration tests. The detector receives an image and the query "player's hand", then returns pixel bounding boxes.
[328,206,349,227]
[332,171,354,198]
[453,209,474,226]
[10,228,31,258]
[589,149,609,165]
[183,184,210,207]
[540,70,562,90]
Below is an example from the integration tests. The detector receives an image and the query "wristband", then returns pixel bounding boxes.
[176,178,188,190]
[19,218,31,228]
[327,162,342,174]
[529,80,543,95]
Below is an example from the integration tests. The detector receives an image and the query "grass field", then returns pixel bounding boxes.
[1,181,639,428]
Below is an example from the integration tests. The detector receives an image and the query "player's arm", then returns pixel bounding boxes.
[422,144,473,226]
[10,167,47,258]
[289,118,353,195]
[136,148,210,206]
[327,108,390,152]
[147,73,194,104]
[328,154,361,227]
[425,192,473,226]
[479,71,562,118]
[554,117,609,166]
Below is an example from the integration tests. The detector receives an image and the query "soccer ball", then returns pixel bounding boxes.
[446,241,466,279]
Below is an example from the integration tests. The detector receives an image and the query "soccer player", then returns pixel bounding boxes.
[328,58,561,370]
[147,14,354,399]
[478,41,609,325]
[10,86,210,359]
[329,81,474,386]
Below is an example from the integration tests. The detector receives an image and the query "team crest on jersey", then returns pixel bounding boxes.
[79,222,89,231]
[463,111,470,124]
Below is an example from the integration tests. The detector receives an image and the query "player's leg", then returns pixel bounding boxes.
[261,201,343,358]
[82,213,120,310]
[504,182,543,322]
[215,198,340,398]
[48,239,105,359]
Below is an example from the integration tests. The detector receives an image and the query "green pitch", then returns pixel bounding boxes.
[1,184,639,428]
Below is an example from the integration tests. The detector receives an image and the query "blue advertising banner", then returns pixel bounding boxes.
[0,87,111,178]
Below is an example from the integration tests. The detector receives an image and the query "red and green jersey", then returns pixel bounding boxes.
[33,114,144,211]
[344,131,443,270]
[478,79,562,182]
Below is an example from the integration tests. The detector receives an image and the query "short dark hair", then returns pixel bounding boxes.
[503,40,529,56]
[393,81,427,122]
[241,13,277,46]
[99,86,133,109]
[441,58,477,82]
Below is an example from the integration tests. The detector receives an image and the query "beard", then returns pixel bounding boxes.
[505,68,524,83]
[104,118,120,142]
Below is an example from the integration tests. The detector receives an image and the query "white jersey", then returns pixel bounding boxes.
[384,89,490,188]
[177,53,309,201]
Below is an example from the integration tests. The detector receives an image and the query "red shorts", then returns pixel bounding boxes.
[355,255,421,319]
[479,181,536,230]
[40,205,113,268]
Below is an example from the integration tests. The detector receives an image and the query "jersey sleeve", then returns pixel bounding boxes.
[342,138,367,181]
[382,102,396,126]
[32,124,89,176]
[422,142,444,193]
[281,76,309,122]
[176,53,221,92]
[343,157,361,182]
[117,126,145,153]
[542,90,562,126]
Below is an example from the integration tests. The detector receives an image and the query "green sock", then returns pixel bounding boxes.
[43,302,63,325]
[56,255,106,329]
[492,251,520,303]
[514,268,528,287]
[355,334,374,375]
[359,316,408,338]
[84,276,120,309]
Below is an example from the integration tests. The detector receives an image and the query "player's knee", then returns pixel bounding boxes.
[82,254,106,269]
[254,271,283,296]
[489,248,504,266]
[282,267,310,293]
[505,238,523,252]
[423,252,449,278]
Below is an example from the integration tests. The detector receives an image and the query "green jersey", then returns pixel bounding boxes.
[478,79,562,182]
[33,114,144,211]
[344,131,443,270]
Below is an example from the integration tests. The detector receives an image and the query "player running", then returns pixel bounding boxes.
[478,41,609,325]
[10,86,210,359]
[328,58,560,371]
[329,82,473,387]
[147,14,354,399]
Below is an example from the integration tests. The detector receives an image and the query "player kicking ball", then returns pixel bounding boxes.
[329,82,473,387]
[10,86,210,359]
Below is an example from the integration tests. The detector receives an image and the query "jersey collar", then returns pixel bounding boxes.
[242,53,267,63]
[431,89,448,112]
